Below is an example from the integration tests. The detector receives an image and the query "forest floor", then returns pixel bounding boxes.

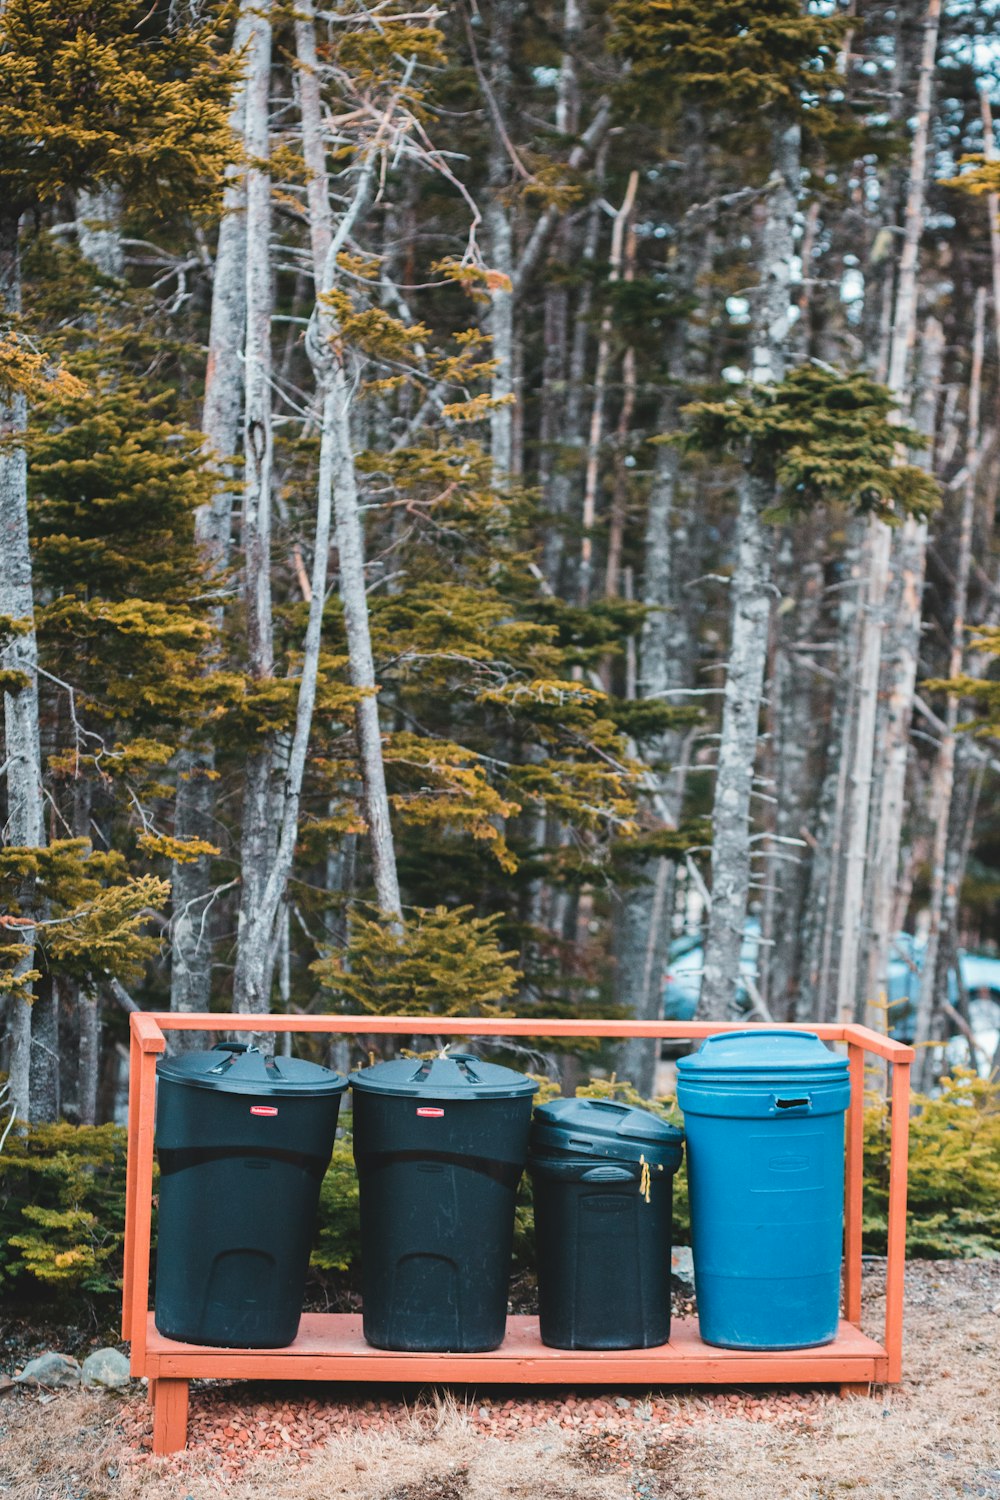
[1,1259,998,1500]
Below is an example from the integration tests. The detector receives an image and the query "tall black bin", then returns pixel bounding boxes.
[154,1043,347,1348]
[350,1053,537,1352]
[528,1097,684,1349]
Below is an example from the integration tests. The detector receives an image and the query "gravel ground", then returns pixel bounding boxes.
[1,1259,998,1500]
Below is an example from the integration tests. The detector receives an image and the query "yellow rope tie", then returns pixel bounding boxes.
[639,1153,651,1205]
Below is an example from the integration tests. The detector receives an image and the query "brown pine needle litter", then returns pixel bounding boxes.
[2,1260,998,1500]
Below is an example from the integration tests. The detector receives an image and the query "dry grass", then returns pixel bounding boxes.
[2,1260,998,1500]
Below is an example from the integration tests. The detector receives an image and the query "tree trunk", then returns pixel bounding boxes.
[835,0,940,1024]
[232,0,276,1014]
[768,545,823,1019]
[483,3,515,484]
[861,315,944,1019]
[798,518,864,1021]
[75,187,124,277]
[699,469,778,1019]
[579,169,638,603]
[298,8,401,923]
[29,976,59,1124]
[0,207,44,1122]
[699,119,799,1020]
[542,183,602,592]
[77,986,99,1126]
[914,288,985,1087]
[171,0,253,1025]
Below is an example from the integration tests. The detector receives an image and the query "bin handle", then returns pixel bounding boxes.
[773,1095,811,1112]
[581,1164,637,1183]
[582,1099,631,1114]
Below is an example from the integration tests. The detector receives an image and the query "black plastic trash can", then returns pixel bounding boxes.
[528,1097,684,1349]
[154,1043,347,1348]
[350,1053,537,1352]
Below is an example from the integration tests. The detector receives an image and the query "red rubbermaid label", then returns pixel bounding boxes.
[250,1105,278,1117]
[416,1106,445,1118]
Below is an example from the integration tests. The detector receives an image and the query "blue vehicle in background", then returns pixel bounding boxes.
[663,925,1000,1074]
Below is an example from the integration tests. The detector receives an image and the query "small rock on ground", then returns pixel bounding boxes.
[81,1347,131,1389]
[15,1352,81,1389]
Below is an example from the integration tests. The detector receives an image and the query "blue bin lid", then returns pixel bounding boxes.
[676,1029,848,1085]
[156,1043,347,1097]
[349,1052,537,1099]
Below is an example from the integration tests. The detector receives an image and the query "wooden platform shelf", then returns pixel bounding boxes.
[123,1014,913,1454]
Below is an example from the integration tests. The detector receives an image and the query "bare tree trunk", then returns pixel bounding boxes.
[979,89,1000,360]
[77,986,100,1126]
[699,120,799,1021]
[0,207,44,1122]
[232,0,276,1014]
[768,547,823,1019]
[542,180,603,592]
[170,11,251,1023]
[834,0,940,1025]
[861,314,944,1018]
[297,12,402,924]
[332,402,403,921]
[579,169,638,603]
[799,519,864,1021]
[604,342,635,604]
[615,420,690,1094]
[75,187,124,277]
[914,288,985,1086]
[483,3,514,484]
[29,976,59,1124]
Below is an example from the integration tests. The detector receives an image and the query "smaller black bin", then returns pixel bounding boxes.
[154,1043,347,1349]
[528,1097,684,1350]
[350,1053,537,1353]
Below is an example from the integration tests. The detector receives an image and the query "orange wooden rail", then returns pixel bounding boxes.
[122,1014,913,1455]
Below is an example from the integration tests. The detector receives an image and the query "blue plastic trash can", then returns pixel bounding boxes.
[676,1029,850,1350]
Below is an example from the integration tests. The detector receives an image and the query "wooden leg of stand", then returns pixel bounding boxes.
[839,1382,873,1397]
[152,1378,189,1454]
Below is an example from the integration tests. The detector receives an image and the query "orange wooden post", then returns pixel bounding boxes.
[127,1015,164,1378]
[121,1020,142,1342]
[152,1377,190,1455]
[884,1057,911,1383]
[843,1043,865,1326]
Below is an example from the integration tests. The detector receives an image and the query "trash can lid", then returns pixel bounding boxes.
[349,1052,537,1099]
[156,1043,348,1097]
[529,1096,683,1165]
[676,1029,847,1085]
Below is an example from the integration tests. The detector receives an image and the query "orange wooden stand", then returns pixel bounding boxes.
[122,1015,913,1455]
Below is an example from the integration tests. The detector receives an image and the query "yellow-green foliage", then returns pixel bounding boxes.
[312,904,520,1017]
[609,0,850,123]
[863,1069,1000,1259]
[0,841,168,992]
[0,1122,131,1295]
[0,0,237,213]
[312,1134,361,1275]
[679,364,941,523]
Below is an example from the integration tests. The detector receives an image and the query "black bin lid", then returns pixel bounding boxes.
[530,1096,683,1166]
[156,1043,347,1097]
[349,1052,537,1100]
